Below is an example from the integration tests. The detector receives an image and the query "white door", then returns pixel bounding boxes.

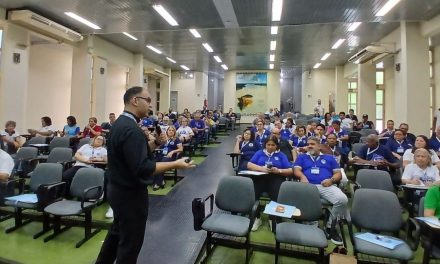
[170,91,178,112]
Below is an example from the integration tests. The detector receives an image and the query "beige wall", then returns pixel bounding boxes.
[27,43,73,130]
[223,70,281,123]
[170,71,208,113]
[105,64,126,119]
[301,69,335,114]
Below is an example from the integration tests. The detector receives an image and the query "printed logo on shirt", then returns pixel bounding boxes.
[249,143,254,147]
[321,159,326,164]
[274,156,279,161]
[170,141,174,145]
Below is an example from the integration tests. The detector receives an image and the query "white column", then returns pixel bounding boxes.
[357,63,376,120]
[92,56,108,122]
[129,54,144,88]
[335,66,348,113]
[159,68,171,112]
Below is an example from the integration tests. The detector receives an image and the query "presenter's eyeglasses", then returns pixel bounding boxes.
[136,97,152,103]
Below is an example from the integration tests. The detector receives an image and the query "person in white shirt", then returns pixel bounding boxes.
[314,99,325,117]
[403,135,440,169]
[28,116,55,137]
[176,117,194,143]
[402,148,440,186]
[0,120,22,154]
[0,149,14,182]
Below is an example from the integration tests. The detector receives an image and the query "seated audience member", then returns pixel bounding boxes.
[247,136,293,231]
[225,108,236,130]
[0,148,14,182]
[101,113,116,138]
[398,123,416,145]
[60,115,80,137]
[282,112,296,125]
[321,112,332,127]
[254,119,271,148]
[424,184,440,218]
[346,109,358,123]
[339,112,353,130]
[183,108,190,117]
[350,134,401,185]
[316,124,327,144]
[265,108,274,117]
[321,143,349,186]
[326,134,342,162]
[189,112,206,145]
[62,136,107,183]
[176,118,194,143]
[331,120,349,166]
[0,120,22,154]
[307,121,318,137]
[160,116,172,133]
[429,126,440,156]
[280,118,295,140]
[294,136,347,245]
[205,111,218,140]
[28,116,55,137]
[173,115,183,130]
[152,126,183,191]
[356,114,374,130]
[402,148,440,186]
[290,125,308,150]
[403,135,440,169]
[79,117,102,139]
[263,116,274,132]
[386,129,413,159]
[156,112,164,123]
[272,128,295,162]
[233,128,260,170]
[379,120,395,137]
[331,112,341,122]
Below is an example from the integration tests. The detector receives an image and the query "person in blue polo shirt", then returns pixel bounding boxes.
[233,128,261,170]
[429,126,440,156]
[254,119,271,148]
[290,125,308,148]
[331,120,349,168]
[247,136,293,231]
[189,112,206,146]
[386,129,413,159]
[294,136,347,245]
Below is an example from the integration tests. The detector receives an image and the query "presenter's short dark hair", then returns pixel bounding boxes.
[124,86,144,105]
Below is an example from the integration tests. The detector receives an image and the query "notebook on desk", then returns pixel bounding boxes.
[238,170,267,176]
[416,217,440,228]
[355,232,404,250]
[263,201,296,218]
[5,194,38,204]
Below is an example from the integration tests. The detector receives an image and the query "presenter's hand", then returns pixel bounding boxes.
[174,157,196,169]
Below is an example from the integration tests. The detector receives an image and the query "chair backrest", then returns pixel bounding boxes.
[218,117,228,124]
[351,143,364,156]
[15,147,38,160]
[47,147,73,163]
[351,189,402,232]
[70,168,104,198]
[49,137,70,151]
[77,138,92,150]
[235,113,241,119]
[25,136,47,146]
[215,176,255,214]
[360,129,378,137]
[356,169,394,192]
[277,181,322,221]
[29,163,63,192]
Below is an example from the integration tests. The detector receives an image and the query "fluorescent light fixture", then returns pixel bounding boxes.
[376,0,401,16]
[331,39,345,49]
[146,45,162,54]
[221,64,228,70]
[313,63,321,69]
[272,0,283,21]
[152,4,179,26]
[270,54,275,62]
[180,65,190,70]
[348,22,362,31]
[213,56,222,63]
[202,43,214,53]
[122,32,138,40]
[64,12,101,29]
[354,59,360,64]
[166,57,176,63]
[269,64,274,69]
[189,29,201,38]
[270,40,277,51]
[271,26,278,35]
[321,53,331,61]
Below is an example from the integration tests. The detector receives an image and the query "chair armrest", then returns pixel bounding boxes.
[248,200,260,230]
[346,213,356,247]
[353,181,361,192]
[0,178,25,198]
[81,185,103,209]
[36,182,66,209]
[406,218,420,250]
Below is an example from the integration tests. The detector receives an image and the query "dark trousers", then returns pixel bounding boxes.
[153,156,173,185]
[252,175,284,218]
[96,184,149,264]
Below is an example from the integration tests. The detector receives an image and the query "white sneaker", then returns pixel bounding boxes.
[105,207,113,219]
[251,218,262,232]
[269,219,273,232]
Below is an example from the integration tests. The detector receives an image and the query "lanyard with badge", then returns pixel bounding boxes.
[241,141,249,152]
[436,137,440,151]
[163,139,172,155]
[396,140,404,154]
[308,154,321,175]
[366,146,379,159]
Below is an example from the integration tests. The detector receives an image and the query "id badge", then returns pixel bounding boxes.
[311,167,320,174]
[162,148,168,155]
[397,147,404,153]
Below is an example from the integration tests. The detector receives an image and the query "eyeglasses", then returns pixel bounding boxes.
[136,96,152,103]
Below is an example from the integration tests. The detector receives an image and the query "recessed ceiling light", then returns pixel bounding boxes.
[166,57,176,63]
[64,12,101,29]
[269,64,274,69]
[189,29,201,38]
[213,56,222,63]
[202,43,214,53]
[152,4,179,26]
[347,22,362,32]
[321,53,331,61]
[272,0,283,22]
[354,59,360,64]
[270,40,277,51]
[271,26,278,35]
[331,39,345,49]
[376,0,401,16]
[122,32,138,40]
[313,63,321,69]
[221,64,228,70]
[270,54,275,62]
[146,45,162,54]
[180,65,190,70]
